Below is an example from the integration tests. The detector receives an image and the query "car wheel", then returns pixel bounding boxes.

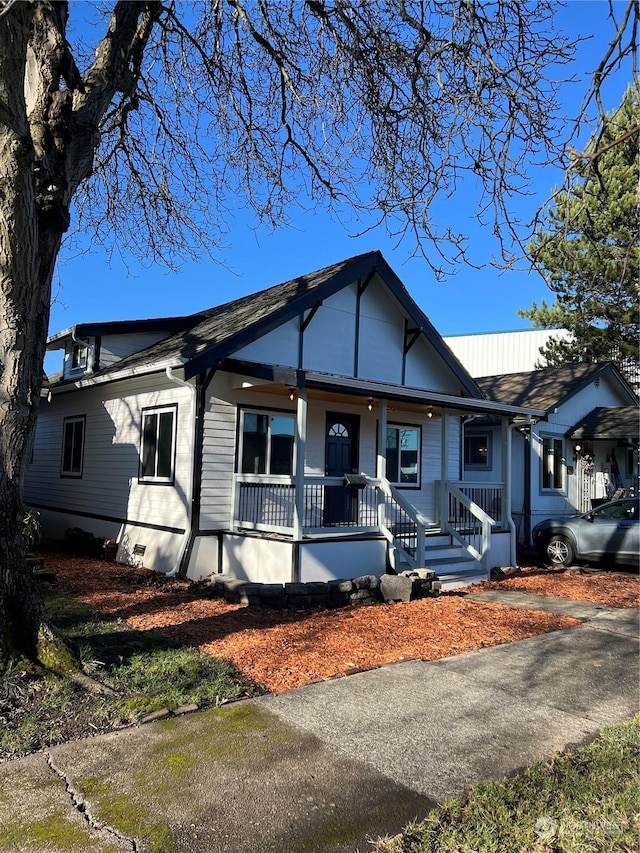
[545,535,574,566]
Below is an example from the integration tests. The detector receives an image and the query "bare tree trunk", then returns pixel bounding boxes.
[0,4,72,670]
[0,1,162,669]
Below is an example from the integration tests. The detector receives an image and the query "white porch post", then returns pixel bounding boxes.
[503,416,516,567]
[440,407,449,530]
[293,388,307,541]
[376,398,388,479]
[376,398,387,530]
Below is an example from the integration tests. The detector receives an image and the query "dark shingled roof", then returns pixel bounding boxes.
[568,406,640,440]
[87,253,381,379]
[474,363,628,413]
[58,251,481,396]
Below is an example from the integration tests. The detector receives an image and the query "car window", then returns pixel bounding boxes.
[592,500,638,521]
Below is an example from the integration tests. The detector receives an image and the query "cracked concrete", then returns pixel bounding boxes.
[46,753,135,852]
[0,591,637,853]
[0,752,129,852]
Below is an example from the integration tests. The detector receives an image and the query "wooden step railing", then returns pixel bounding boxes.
[442,481,496,570]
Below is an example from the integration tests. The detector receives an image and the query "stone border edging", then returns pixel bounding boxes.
[195,570,442,609]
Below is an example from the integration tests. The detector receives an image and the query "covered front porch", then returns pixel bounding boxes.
[196,365,537,588]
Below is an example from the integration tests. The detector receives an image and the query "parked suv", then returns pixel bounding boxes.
[532,497,639,567]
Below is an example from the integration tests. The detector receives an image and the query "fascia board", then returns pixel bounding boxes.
[304,373,545,418]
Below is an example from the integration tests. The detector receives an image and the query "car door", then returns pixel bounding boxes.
[578,499,639,562]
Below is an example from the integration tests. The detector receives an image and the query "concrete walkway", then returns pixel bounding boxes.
[1,591,638,853]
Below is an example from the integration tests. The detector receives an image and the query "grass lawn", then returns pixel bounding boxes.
[373,717,640,853]
[0,579,263,759]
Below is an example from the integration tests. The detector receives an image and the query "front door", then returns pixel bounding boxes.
[324,413,360,526]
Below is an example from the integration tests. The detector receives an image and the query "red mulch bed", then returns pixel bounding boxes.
[41,551,638,694]
[477,564,639,608]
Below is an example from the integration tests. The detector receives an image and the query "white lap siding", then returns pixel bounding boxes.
[199,373,238,529]
[25,374,193,540]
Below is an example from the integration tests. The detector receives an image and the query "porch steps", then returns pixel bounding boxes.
[430,564,488,591]
[422,545,488,591]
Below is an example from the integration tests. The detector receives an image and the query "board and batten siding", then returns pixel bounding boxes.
[25,373,194,542]
[233,274,463,393]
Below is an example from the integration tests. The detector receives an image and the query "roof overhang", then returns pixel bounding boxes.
[567,406,640,441]
[48,357,186,393]
[46,316,197,349]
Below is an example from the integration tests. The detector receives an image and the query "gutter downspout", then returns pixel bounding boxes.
[71,328,94,372]
[165,366,197,577]
[506,416,531,567]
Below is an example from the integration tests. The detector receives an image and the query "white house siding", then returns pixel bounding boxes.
[199,372,238,529]
[302,284,358,375]
[357,282,404,384]
[25,373,194,570]
[232,275,459,391]
[527,374,633,532]
[232,317,300,369]
[510,434,527,539]
[462,424,503,484]
[404,337,465,394]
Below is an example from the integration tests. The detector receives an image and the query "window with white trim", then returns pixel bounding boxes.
[239,411,295,475]
[385,424,421,487]
[464,433,491,469]
[61,416,85,477]
[542,436,565,491]
[140,406,176,482]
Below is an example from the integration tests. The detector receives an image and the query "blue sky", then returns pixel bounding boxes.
[47,2,632,372]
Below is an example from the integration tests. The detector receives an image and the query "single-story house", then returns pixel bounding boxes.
[26,252,545,588]
[465,363,639,545]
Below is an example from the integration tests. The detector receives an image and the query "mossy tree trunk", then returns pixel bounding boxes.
[0,1,160,669]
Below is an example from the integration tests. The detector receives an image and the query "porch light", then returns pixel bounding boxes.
[288,387,296,401]
[367,397,374,411]
[427,407,433,419]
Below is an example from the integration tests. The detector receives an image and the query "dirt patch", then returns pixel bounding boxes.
[45,551,640,693]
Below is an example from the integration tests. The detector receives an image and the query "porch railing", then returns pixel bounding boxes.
[234,474,498,572]
[447,481,505,528]
[443,481,496,571]
[373,476,431,569]
[234,474,379,534]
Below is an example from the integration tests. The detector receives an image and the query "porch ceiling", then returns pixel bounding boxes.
[303,373,545,419]
[236,379,434,416]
